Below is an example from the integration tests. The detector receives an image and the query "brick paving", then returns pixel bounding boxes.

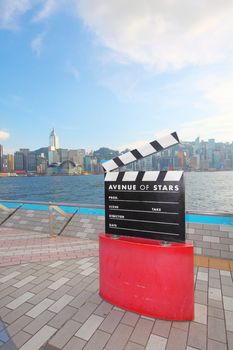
[0,227,233,349]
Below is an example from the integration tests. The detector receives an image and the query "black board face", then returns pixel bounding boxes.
[105,171,185,242]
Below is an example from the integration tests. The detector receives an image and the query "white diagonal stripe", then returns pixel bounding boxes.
[137,143,155,157]
[142,171,160,181]
[164,171,183,181]
[158,134,178,148]
[105,172,119,182]
[122,172,138,181]
[118,152,136,165]
[102,159,118,172]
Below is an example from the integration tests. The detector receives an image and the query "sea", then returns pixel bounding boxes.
[0,171,233,213]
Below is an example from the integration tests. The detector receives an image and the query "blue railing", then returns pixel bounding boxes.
[0,200,232,225]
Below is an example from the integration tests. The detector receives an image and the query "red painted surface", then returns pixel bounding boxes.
[99,233,194,320]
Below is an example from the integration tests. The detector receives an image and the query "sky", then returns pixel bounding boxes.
[0,0,233,154]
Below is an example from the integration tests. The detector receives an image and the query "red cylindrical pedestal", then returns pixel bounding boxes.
[99,233,194,320]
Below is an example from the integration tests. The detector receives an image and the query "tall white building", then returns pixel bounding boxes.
[48,128,60,164]
[49,128,59,150]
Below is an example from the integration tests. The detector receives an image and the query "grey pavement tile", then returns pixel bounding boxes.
[48,277,70,290]
[63,336,86,350]
[172,321,189,331]
[207,339,227,350]
[0,307,11,318]
[28,288,53,305]
[48,294,74,313]
[72,302,98,323]
[3,302,33,325]
[209,269,220,278]
[145,334,167,350]
[75,314,104,341]
[194,303,207,324]
[10,330,31,348]
[223,296,233,311]
[40,345,60,350]
[225,310,233,331]
[7,315,32,337]
[208,306,224,319]
[66,276,86,289]
[196,281,208,292]
[227,331,233,350]
[209,278,221,289]
[166,327,188,350]
[9,283,36,299]
[23,310,55,335]
[208,287,222,301]
[26,298,55,318]
[121,312,140,327]
[188,322,207,350]
[89,292,103,305]
[0,296,14,309]
[0,286,17,299]
[49,319,82,348]
[130,318,154,346]
[83,329,110,350]
[208,298,223,309]
[94,301,113,317]
[105,323,133,350]
[30,279,53,295]
[208,317,226,343]
[125,342,144,350]
[195,290,208,305]
[48,305,77,329]
[99,309,124,334]
[69,290,92,308]
[19,325,57,350]
[221,276,233,286]
[6,292,35,310]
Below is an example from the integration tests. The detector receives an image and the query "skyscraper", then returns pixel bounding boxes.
[48,128,60,165]
[49,128,59,150]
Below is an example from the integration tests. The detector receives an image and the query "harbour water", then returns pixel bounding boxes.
[0,171,233,212]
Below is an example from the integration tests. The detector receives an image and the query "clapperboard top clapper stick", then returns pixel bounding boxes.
[102,132,180,172]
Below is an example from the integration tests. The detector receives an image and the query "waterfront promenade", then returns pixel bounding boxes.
[0,224,233,350]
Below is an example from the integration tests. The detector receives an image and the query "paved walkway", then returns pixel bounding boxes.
[0,228,232,350]
[0,228,98,267]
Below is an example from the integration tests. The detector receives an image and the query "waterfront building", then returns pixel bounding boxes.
[14,151,24,171]
[68,149,85,167]
[7,154,14,172]
[46,160,81,175]
[36,154,47,174]
[0,145,3,171]
[27,152,37,172]
[58,148,69,162]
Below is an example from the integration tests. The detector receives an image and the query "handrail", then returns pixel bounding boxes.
[0,199,233,217]
[0,199,104,209]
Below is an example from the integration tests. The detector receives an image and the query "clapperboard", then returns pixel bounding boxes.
[102,132,186,242]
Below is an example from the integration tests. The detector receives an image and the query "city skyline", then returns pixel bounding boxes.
[1,127,233,174]
[1,1,233,153]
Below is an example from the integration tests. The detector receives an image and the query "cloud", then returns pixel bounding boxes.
[32,0,59,22]
[0,130,10,140]
[31,32,45,56]
[77,0,233,72]
[66,62,80,80]
[0,0,33,29]
[0,0,63,29]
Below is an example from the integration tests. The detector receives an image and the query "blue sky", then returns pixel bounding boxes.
[0,0,233,154]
